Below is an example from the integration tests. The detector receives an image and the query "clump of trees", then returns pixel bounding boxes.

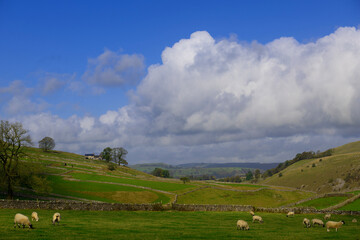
[100,147,128,166]
[0,120,51,199]
[218,175,243,183]
[262,149,333,179]
[152,168,170,178]
[180,177,190,184]
[38,137,55,152]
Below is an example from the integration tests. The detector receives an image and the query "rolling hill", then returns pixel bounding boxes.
[130,162,279,179]
[261,141,360,193]
[0,147,316,208]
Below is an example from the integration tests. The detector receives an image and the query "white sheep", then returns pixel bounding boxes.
[249,210,255,216]
[303,218,311,228]
[52,212,61,225]
[352,218,357,223]
[311,218,324,227]
[286,211,294,217]
[14,213,33,229]
[31,212,39,222]
[324,213,331,220]
[252,215,263,223]
[236,220,250,230]
[326,220,345,232]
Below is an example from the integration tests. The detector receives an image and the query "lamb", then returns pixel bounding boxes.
[324,213,331,220]
[52,212,61,225]
[286,211,294,217]
[249,210,255,216]
[14,213,33,229]
[236,220,250,230]
[311,218,324,227]
[252,215,263,223]
[303,218,311,228]
[31,212,39,222]
[352,218,357,223]
[326,220,345,232]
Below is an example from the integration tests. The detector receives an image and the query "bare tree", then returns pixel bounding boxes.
[38,137,55,152]
[0,120,32,199]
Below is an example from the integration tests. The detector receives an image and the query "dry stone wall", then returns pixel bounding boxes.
[0,199,359,215]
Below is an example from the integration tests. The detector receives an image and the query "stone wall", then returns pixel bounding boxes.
[0,199,359,215]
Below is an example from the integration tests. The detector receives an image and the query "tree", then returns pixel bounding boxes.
[254,169,261,181]
[38,137,55,152]
[0,120,32,199]
[246,170,253,181]
[111,147,128,166]
[151,168,170,178]
[101,147,112,162]
[180,177,190,184]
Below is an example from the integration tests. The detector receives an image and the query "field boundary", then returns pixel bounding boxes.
[1,199,359,215]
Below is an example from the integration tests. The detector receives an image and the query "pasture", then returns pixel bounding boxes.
[0,209,358,239]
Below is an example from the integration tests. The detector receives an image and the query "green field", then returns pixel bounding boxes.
[296,196,350,210]
[0,209,358,239]
[339,198,360,211]
[176,188,314,207]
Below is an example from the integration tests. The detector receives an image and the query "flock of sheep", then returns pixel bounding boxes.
[13,212,61,229]
[237,211,355,233]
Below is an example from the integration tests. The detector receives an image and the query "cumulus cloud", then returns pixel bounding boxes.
[82,49,145,87]
[0,80,48,115]
[7,27,360,164]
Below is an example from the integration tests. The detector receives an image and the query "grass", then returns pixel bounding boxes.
[261,152,360,193]
[338,198,360,211]
[47,175,171,204]
[69,172,195,192]
[296,196,349,210]
[176,188,314,207]
[0,209,358,239]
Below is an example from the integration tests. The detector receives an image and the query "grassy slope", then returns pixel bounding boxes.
[1,209,358,240]
[0,147,318,206]
[176,188,313,207]
[261,141,360,193]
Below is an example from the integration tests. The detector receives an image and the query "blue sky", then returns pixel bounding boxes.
[1,0,360,164]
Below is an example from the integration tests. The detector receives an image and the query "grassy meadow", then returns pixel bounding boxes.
[0,209,359,240]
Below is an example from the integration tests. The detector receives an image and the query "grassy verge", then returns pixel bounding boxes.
[0,209,358,239]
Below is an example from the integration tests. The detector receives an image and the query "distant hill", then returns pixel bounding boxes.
[260,141,360,193]
[130,162,279,179]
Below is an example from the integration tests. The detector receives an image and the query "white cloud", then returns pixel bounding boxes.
[0,80,48,115]
[6,27,360,164]
[82,49,145,87]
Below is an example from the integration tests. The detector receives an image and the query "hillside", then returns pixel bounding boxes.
[261,141,360,193]
[130,162,279,179]
[0,147,315,207]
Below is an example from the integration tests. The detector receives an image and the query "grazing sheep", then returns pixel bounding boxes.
[31,212,39,222]
[324,213,331,220]
[352,218,357,223]
[326,220,345,232]
[52,212,61,225]
[303,218,311,228]
[14,213,33,229]
[286,211,295,217]
[252,215,263,223]
[249,210,255,216]
[312,218,324,227]
[237,220,250,230]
